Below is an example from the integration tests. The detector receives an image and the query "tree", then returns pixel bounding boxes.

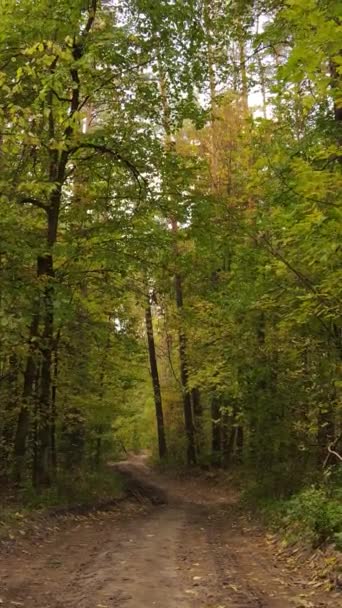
[0,0,340,498]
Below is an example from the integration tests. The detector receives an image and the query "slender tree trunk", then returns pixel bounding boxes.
[211,396,221,465]
[236,425,244,463]
[330,57,342,124]
[32,364,41,487]
[203,0,218,192]
[222,405,234,467]
[191,387,203,456]
[329,53,342,165]
[191,387,202,419]
[224,428,236,467]
[256,18,267,119]
[34,253,55,486]
[95,434,102,468]
[13,299,40,482]
[173,268,196,465]
[174,278,196,465]
[0,354,18,479]
[145,297,167,459]
[238,37,249,113]
[50,337,59,476]
[157,51,196,465]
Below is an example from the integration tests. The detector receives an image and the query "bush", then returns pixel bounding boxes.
[283,486,342,547]
[243,480,342,550]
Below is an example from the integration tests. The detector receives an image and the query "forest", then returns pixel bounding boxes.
[0,0,341,551]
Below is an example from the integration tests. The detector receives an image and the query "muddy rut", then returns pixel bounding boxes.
[0,456,339,608]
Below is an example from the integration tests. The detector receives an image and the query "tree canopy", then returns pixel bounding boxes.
[0,0,341,499]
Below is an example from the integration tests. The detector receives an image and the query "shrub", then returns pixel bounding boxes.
[283,486,342,547]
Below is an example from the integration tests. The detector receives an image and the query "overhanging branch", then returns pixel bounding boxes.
[17,196,48,211]
[71,142,147,187]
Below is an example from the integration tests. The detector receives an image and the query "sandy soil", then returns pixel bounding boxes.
[0,456,340,608]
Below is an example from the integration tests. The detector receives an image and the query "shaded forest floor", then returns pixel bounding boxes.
[0,455,340,608]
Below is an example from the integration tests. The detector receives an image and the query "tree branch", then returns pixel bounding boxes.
[71,142,147,187]
[323,433,342,468]
[51,89,72,103]
[83,0,98,36]
[17,196,48,211]
[328,445,342,462]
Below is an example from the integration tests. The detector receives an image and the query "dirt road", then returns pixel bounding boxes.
[0,457,339,608]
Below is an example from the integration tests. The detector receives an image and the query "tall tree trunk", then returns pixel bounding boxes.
[222,404,235,467]
[157,50,196,465]
[330,57,342,124]
[174,271,196,465]
[0,354,18,480]
[256,17,267,119]
[191,387,203,456]
[211,396,221,465]
[50,340,59,476]
[145,296,167,459]
[329,53,342,164]
[238,37,249,113]
[34,253,54,486]
[13,3,96,485]
[32,364,41,487]
[95,433,102,469]
[13,298,41,482]
[236,425,244,463]
[203,0,218,192]
[33,189,61,486]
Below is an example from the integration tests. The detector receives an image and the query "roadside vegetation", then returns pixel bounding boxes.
[0,0,341,554]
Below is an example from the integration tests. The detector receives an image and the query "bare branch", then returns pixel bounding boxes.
[328,445,342,462]
[323,433,342,467]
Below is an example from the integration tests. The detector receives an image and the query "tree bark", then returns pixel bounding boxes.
[145,297,167,459]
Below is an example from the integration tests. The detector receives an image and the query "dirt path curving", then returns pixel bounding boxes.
[0,456,339,608]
